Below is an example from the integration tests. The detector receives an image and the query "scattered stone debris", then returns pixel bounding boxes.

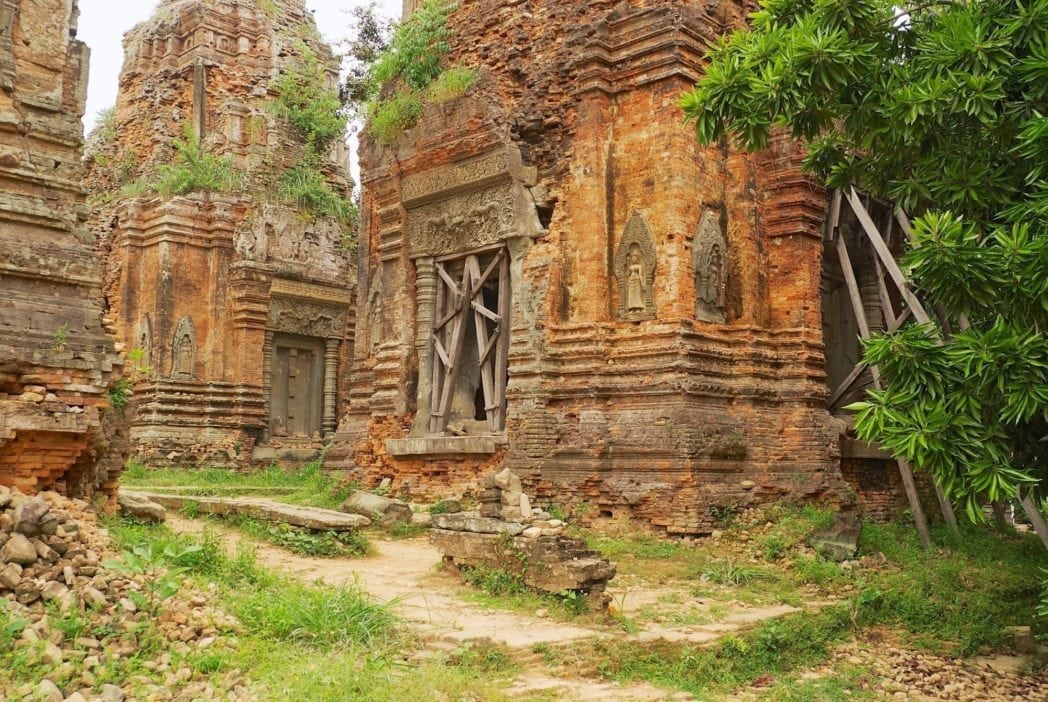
[430,469,616,607]
[0,487,249,701]
[122,491,370,531]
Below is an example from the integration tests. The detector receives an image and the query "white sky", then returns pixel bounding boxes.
[78,0,402,180]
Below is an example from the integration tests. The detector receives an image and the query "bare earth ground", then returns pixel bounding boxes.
[164,514,801,700]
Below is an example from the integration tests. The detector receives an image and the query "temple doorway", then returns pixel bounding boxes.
[270,333,325,439]
[429,246,511,435]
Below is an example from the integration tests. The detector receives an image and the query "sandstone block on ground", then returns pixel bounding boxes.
[117,492,166,523]
[432,514,525,536]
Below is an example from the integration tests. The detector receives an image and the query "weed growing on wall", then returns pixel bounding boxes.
[152,124,244,196]
[270,45,357,230]
[350,0,476,145]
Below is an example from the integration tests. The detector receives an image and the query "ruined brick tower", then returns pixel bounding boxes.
[88,0,356,467]
[0,0,128,501]
[327,0,850,534]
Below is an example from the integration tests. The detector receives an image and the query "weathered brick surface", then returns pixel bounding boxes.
[86,0,356,466]
[0,0,129,504]
[325,0,852,533]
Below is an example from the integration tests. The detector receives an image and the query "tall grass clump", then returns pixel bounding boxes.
[152,124,244,196]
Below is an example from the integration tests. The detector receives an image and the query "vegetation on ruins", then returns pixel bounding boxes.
[270,44,356,227]
[343,0,476,145]
[681,0,1048,519]
[150,124,245,196]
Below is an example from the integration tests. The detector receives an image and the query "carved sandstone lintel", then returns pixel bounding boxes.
[270,278,352,305]
[267,296,346,339]
[402,148,536,207]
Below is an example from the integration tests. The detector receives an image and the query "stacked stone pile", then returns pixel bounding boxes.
[430,469,615,606]
[0,487,249,701]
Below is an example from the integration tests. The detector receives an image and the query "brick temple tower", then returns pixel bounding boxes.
[0,0,128,501]
[88,0,356,467]
[327,0,853,534]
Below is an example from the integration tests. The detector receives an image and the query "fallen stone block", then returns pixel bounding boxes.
[122,491,370,531]
[432,513,525,536]
[430,528,616,607]
[117,493,166,523]
[340,490,412,525]
[810,516,861,562]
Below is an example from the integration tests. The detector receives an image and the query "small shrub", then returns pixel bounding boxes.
[460,565,528,597]
[153,125,243,196]
[107,377,132,409]
[368,90,423,144]
[427,66,475,104]
[271,44,348,150]
[51,322,70,351]
[278,160,355,223]
[699,561,765,587]
[102,542,202,613]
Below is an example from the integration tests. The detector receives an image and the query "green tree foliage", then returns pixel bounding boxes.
[680,0,1048,518]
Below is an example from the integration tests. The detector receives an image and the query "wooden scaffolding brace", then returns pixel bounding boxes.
[429,247,510,435]
[828,187,1048,549]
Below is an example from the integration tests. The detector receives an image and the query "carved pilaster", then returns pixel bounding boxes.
[411,256,437,434]
[323,338,338,437]
[261,330,274,434]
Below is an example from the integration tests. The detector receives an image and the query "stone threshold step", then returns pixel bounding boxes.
[121,490,370,531]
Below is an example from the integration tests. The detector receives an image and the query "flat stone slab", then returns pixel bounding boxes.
[121,491,370,531]
[432,513,525,536]
[385,435,505,457]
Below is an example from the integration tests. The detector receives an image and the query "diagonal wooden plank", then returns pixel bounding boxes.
[467,255,497,429]
[847,188,931,325]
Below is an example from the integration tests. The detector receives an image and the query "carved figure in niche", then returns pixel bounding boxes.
[626,244,647,312]
[614,212,657,321]
[693,210,728,323]
[135,314,153,374]
[368,288,382,355]
[170,316,196,379]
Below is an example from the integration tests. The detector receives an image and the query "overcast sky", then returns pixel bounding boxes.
[78,0,402,129]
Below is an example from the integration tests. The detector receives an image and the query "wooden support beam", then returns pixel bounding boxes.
[846,188,932,325]
[900,458,933,549]
[1020,494,1048,552]
[934,483,959,533]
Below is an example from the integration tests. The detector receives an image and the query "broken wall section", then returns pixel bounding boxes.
[0,0,128,502]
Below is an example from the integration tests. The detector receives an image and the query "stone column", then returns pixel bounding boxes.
[261,330,274,435]
[410,256,437,435]
[323,338,339,437]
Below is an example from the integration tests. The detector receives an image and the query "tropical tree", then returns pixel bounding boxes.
[680,0,1048,522]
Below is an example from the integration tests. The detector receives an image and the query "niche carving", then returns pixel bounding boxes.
[171,316,196,380]
[135,314,153,373]
[693,211,727,323]
[614,212,656,321]
[367,287,383,355]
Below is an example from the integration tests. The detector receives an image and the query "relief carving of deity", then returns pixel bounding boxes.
[614,212,657,321]
[170,316,196,380]
[693,210,727,323]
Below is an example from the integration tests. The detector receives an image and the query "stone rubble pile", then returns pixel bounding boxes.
[0,487,251,702]
[429,469,616,606]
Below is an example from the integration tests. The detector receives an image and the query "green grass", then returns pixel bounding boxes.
[122,459,355,509]
[583,606,855,700]
[756,665,881,701]
[101,518,523,700]
[219,514,371,557]
[458,565,591,619]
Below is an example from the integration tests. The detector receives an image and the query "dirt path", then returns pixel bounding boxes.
[166,515,803,700]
